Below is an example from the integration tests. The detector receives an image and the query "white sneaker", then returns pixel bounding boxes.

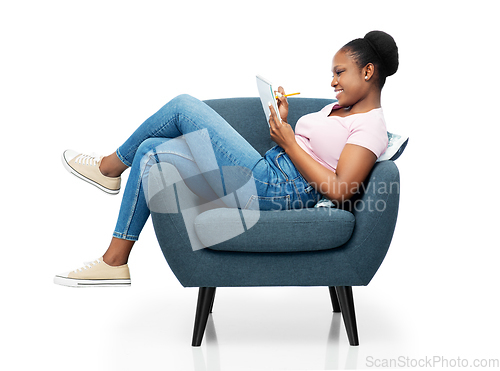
[62,150,121,195]
[54,257,131,287]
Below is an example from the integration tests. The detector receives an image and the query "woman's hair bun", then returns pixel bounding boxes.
[363,30,399,77]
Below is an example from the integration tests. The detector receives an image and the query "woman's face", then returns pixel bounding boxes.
[331,49,368,108]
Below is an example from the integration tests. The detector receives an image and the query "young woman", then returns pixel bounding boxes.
[54,30,399,287]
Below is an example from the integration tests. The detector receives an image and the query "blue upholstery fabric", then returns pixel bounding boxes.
[150,98,400,287]
[194,207,355,252]
[202,97,334,155]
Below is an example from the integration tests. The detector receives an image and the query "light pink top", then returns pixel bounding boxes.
[295,103,388,172]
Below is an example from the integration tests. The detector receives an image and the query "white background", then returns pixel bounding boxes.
[1,1,499,370]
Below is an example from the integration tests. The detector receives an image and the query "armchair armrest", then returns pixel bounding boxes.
[339,161,400,284]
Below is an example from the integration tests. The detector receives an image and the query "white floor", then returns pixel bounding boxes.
[4,215,499,371]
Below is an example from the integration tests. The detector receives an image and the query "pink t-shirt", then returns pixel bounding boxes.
[295,103,388,172]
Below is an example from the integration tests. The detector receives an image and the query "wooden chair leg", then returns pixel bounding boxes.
[192,287,217,346]
[335,286,359,346]
[329,286,341,312]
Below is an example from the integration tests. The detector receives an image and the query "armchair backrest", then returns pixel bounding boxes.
[203,97,334,155]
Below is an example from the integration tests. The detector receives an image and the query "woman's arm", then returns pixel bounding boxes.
[268,105,376,203]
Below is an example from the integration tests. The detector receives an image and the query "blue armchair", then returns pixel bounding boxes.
[149,97,403,346]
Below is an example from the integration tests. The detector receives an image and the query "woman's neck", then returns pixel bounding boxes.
[349,90,381,114]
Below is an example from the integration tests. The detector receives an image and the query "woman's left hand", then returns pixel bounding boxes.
[268,104,297,152]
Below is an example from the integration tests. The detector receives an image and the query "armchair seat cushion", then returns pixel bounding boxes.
[194,207,355,253]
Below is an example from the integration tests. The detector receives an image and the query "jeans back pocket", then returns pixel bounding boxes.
[244,194,291,211]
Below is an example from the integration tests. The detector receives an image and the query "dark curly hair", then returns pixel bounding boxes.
[342,30,399,88]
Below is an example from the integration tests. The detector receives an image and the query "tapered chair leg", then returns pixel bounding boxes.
[329,286,341,312]
[335,286,359,346]
[192,287,217,347]
[209,287,216,313]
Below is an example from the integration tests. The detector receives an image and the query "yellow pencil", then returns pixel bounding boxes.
[275,92,301,99]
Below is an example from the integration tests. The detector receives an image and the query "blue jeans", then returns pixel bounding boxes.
[113,94,321,241]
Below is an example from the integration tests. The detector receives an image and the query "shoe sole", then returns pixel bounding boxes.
[61,153,120,195]
[54,275,131,287]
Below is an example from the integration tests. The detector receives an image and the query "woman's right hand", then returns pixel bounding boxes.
[275,86,289,123]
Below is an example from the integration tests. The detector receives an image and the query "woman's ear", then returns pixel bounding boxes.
[363,63,375,81]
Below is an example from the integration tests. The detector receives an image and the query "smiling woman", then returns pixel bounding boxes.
[55,30,399,288]
[270,31,399,203]
[331,30,399,112]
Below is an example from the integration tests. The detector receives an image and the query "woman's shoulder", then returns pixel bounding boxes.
[348,108,387,136]
[350,108,385,123]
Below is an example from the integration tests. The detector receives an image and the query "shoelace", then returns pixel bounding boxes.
[73,259,101,273]
[75,153,102,166]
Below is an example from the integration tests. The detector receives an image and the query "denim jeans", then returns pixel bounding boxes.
[113,94,321,241]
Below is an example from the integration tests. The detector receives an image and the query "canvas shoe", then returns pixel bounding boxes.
[54,257,131,287]
[62,150,121,194]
